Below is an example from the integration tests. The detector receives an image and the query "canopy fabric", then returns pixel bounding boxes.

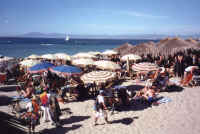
[28,62,54,73]
[0,56,15,62]
[20,60,41,68]
[27,54,41,59]
[132,62,159,72]
[72,58,94,67]
[72,53,96,59]
[81,71,117,85]
[54,53,71,61]
[49,65,82,77]
[41,54,57,60]
[87,51,102,55]
[102,50,118,55]
[94,60,121,71]
[121,54,142,61]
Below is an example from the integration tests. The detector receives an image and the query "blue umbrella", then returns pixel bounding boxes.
[29,61,54,73]
[50,65,82,76]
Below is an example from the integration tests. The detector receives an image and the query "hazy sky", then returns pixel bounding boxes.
[0,0,200,35]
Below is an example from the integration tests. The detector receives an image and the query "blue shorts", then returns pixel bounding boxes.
[148,97,154,102]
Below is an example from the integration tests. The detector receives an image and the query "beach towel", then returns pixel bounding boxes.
[11,96,30,102]
[157,97,172,104]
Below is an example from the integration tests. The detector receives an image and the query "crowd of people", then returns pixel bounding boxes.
[1,48,200,132]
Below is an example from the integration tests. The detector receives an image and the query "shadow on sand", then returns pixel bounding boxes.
[111,116,139,125]
[0,111,27,134]
[41,124,82,134]
[0,86,17,92]
[0,95,12,106]
[41,115,89,134]
[126,84,145,91]
[61,115,90,125]
[164,85,184,93]
[114,96,165,113]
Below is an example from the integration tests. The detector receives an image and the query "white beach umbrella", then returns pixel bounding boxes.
[81,71,117,85]
[72,58,94,67]
[41,54,57,60]
[132,62,159,72]
[87,51,102,56]
[20,60,41,68]
[121,54,142,61]
[94,60,121,71]
[0,56,15,62]
[102,50,118,55]
[54,53,71,61]
[27,54,41,59]
[72,52,96,59]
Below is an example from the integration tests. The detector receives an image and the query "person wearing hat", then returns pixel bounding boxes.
[94,90,111,126]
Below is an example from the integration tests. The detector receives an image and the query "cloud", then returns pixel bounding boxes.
[119,11,169,19]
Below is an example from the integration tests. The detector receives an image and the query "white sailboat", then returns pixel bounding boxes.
[65,35,70,41]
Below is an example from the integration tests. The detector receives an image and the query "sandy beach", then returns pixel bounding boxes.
[0,84,200,134]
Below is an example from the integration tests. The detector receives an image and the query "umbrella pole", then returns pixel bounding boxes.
[126,57,130,76]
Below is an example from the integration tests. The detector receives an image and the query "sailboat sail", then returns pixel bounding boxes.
[65,35,69,41]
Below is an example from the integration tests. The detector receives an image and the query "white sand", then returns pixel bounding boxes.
[0,86,200,134]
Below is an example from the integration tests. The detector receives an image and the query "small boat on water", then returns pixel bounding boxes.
[65,35,70,41]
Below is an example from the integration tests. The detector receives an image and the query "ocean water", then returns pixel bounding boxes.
[0,37,157,58]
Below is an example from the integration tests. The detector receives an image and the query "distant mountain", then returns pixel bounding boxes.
[19,32,66,38]
[16,33,172,39]
[1,32,200,40]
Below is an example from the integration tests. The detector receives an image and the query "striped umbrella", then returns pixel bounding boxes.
[72,58,94,67]
[81,71,117,85]
[28,62,54,73]
[132,62,159,72]
[72,52,96,59]
[102,50,118,55]
[54,53,71,61]
[41,54,57,60]
[20,60,41,68]
[87,51,102,56]
[27,54,41,59]
[94,60,121,71]
[49,65,82,77]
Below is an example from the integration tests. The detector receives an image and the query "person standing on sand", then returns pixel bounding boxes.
[94,90,111,126]
[174,54,186,79]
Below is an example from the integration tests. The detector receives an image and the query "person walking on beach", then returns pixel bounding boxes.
[94,90,110,126]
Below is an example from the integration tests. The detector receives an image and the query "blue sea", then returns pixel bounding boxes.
[0,37,158,58]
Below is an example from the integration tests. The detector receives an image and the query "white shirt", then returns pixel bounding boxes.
[26,101,33,112]
[97,95,104,104]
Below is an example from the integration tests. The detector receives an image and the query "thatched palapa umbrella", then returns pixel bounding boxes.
[155,37,200,57]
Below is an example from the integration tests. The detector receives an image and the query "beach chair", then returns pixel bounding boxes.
[191,69,200,86]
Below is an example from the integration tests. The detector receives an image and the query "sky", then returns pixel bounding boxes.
[0,0,200,36]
